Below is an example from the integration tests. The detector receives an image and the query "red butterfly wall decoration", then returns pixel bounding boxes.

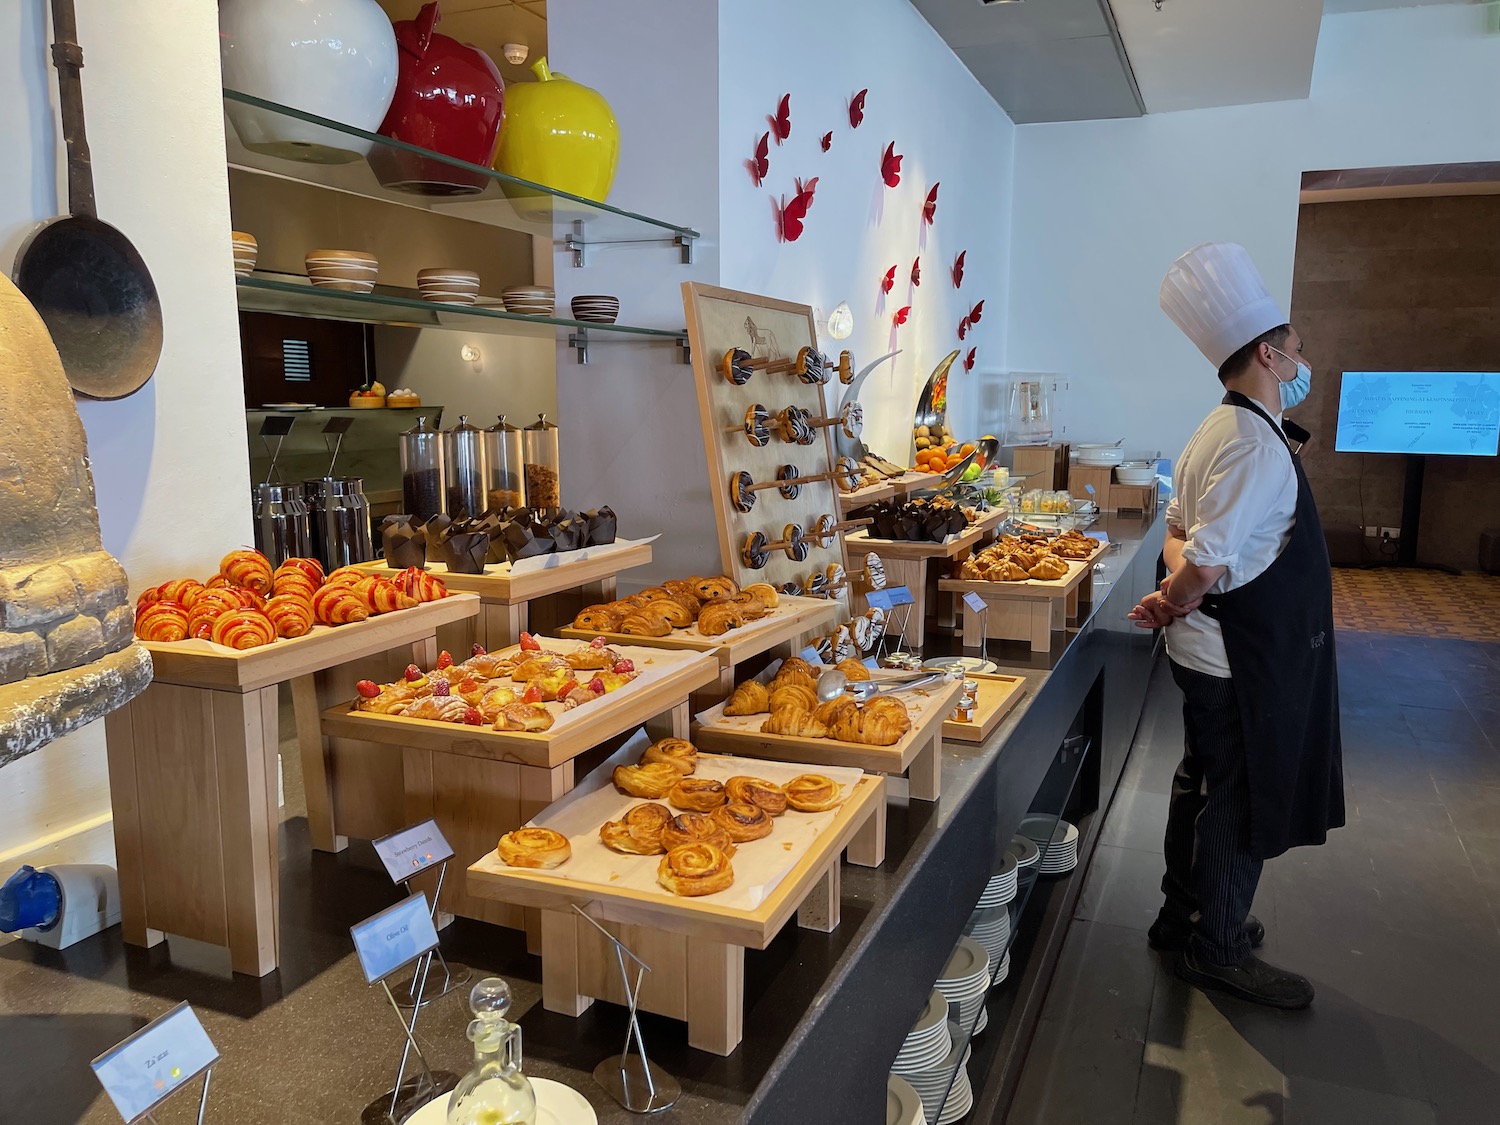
[963,348,977,373]
[923,183,940,225]
[780,178,817,242]
[893,305,912,327]
[968,300,985,324]
[821,131,833,153]
[881,266,897,294]
[911,258,921,287]
[952,251,966,289]
[958,316,970,340]
[771,94,791,143]
[750,132,770,187]
[881,142,903,188]
[849,89,868,129]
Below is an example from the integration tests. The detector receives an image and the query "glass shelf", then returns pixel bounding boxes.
[224,89,699,259]
[236,275,689,364]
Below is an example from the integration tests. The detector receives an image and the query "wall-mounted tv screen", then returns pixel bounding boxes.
[1335,371,1500,456]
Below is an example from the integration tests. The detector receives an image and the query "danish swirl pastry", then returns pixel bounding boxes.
[784,774,843,812]
[642,738,698,775]
[657,843,735,897]
[498,827,572,869]
[599,803,673,855]
[659,812,735,855]
[668,776,727,812]
[613,761,682,799]
[134,601,190,642]
[220,549,274,596]
[723,680,770,716]
[724,775,788,816]
[713,802,774,842]
[265,594,314,639]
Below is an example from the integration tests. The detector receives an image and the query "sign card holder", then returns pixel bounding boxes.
[962,590,991,654]
[371,819,469,1008]
[91,1003,218,1125]
[869,585,915,661]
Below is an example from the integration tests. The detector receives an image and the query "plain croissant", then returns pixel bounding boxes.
[724,680,770,716]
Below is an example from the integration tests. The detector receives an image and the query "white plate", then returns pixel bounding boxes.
[405,1079,597,1125]
[1007,835,1040,868]
[888,1074,927,1125]
[260,402,319,411]
[937,936,988,984]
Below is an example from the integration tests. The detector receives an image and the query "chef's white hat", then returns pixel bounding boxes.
[1159,242,1286,369]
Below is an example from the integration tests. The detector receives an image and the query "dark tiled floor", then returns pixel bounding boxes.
[1008,632,1500,1125]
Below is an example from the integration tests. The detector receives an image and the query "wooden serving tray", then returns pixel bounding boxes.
[141,593,481,692]
[942,672,1027,743]
[319,639,720,768]
[352,539,652,604]
[844,505,1009,562]
[558,595,838,667]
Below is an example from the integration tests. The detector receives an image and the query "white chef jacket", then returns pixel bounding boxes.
[1164,402,1298,678]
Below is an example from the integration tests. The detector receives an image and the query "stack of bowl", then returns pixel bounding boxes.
[417,268,481,306]
[1115,460,1158,486]
[232,231,258,277]
[501,285,556,317]
[570,294,620,324]
[305,249,379,294]
[1075,442,1125,468]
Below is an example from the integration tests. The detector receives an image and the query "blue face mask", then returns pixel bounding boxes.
[1269,345,1312,411]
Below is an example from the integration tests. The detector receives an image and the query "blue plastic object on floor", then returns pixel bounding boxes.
[0,864,61,933]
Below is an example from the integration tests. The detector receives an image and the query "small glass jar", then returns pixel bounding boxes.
[953,679,979,723]
[523,413,561,510]
[399,415,444,521]
[483,415,525,512]
[444,415,488,519]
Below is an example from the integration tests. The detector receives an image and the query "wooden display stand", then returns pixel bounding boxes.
[1067,467,1158,514]
[1009,443,1070,490]
[941,673,1028,744]
[939,556,1096,652]
[466,774,886,1056]
[558,595,839,706]
[104,595,480,976]
[692,675,962,801]
[352,540,652,655]
[317,641,720,927]
[843,507,1009,647]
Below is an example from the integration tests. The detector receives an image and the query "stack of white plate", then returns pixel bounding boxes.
[887,1074,928,1125]
[1008,834,1040,871]
[902,1037,975,1124]
[305,248,379,293]
[570,294,620,323]
[1037,820,1080,875]
[501,284,556,316]
[992,950,1012,988]
[977,851,1019,908]
[936,937,991,1032]
[416,268,481,305]
[1075,442,1124,467]
[965,905,1011,967]
[231,231,257,277]
[893,988,951,1076]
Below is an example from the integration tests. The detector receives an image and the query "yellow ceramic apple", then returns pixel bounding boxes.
[493,57,619,205]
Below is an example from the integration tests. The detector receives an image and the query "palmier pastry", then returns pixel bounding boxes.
[264,594,314,639]
[724,775,788,816]
[657,842,734,897]
[134,601,189,642]
[761,707,828,738]
[312,584,369,626]
[1029,555,1070,581]
[723,680,770,716]
[620,610,672,638]
[643,598,693,628]
[696,600,745,638]
[613,761,682,799]
[599,803,674,855]
[743,582,780,610]
[784,773,843,812]
[769,681,818,713]
[403,694,470,723]
[659,812,735,855]
[220,549,274,596]
[835,657,871,681]
[495,702,555,732]
[498,827,571,869]
[566,644,619,671]
[713,802,774,843]
[572,604,624,633]
[693,575,739,602]
[642,738,698,775]
[668,776,727,812]
[209,608,276,650]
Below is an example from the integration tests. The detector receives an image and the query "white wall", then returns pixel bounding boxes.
[0,0,248,868]
[1007,3,1500,465]
[718,0,1017,462]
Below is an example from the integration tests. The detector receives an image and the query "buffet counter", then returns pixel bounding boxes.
[508,507,1166,1123]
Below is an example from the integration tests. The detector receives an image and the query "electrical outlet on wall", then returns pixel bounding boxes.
[1364,525,1380,538]
[1381,527,1401,541]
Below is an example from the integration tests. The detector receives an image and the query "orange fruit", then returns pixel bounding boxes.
[960,443,976,456]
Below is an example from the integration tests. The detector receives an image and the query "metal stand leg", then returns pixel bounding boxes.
[395,861,470,1010]
[361,953,459,1125]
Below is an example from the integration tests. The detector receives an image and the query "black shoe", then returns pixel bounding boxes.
[1147,914,1265,953]
[1175,948,1314,1010]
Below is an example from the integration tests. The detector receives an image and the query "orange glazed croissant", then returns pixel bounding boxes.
[264,594,314,639]
[186,599,231,640]
[277,557,325,586]
[209,608,277,650]
[696,600,744,637]
[220,549,274,595]
[312,584,370,626]
[761,707,828,739]
[723,680,770,716]
[359,576,417,614]
[272,570,320,602]
[134,601,189,642]
[392,566,449,602]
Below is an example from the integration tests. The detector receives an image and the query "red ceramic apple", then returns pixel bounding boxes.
[371,2,505,195]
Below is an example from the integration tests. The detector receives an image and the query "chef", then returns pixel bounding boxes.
[1129,242,1343,1010]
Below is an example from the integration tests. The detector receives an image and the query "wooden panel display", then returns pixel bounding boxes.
[682,283,856,614]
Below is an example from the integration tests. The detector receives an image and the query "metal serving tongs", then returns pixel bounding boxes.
[322,415,355,477]
[815,666,950,703]
[258,414,296,484]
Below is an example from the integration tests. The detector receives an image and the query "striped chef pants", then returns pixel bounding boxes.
[1160,660,1263,965]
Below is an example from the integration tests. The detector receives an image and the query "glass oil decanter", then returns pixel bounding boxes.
[447,977,537,1125]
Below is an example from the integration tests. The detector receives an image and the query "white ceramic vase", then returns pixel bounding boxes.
[220,0,398,165]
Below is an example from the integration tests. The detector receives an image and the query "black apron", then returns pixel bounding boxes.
[1199,391,1345,861]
